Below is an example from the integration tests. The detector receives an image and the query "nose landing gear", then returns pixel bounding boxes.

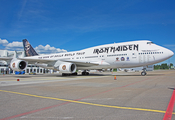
[141,68,147,76]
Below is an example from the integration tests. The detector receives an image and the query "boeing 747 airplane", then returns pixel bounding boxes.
[0,39,174,76]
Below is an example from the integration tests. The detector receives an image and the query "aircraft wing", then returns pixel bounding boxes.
[19,58,109,67]
[0,57,56,64]
[0,57,13,60]
[61,60,98,67]
[0,57,13,64]
[0,57,108,68]
[19,58,56,64]
[59,59,109,67]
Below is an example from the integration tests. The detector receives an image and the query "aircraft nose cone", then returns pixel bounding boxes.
[161,48,174,61]
[168,49,174,57]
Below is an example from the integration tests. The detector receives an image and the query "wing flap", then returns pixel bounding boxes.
[59,59,109,67]
[19,58,56,64]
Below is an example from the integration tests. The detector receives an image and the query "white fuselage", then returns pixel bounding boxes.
[25,40,174,71]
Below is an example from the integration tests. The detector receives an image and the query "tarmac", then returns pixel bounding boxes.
[0,70,175,120]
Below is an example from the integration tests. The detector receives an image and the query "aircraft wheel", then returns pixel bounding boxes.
[62,73,70,76]
[72,72,77,75]
[82,72,89,75]
[141,72,146,76]
[85,72,89,75]
[82,72,85,75]
[62,73,65,76]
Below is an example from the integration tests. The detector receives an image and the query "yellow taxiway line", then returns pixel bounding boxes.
[0,89,173,114]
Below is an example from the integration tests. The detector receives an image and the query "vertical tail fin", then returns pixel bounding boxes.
[23,39,38,57]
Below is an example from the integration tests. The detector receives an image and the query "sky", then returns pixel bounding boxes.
[0,0,175,65]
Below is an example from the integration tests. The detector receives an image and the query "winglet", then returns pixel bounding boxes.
[23,39,38,57]
[13,51,17,58]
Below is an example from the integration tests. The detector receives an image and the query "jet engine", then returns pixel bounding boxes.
[10,60,27,71]
[59,63,76,73]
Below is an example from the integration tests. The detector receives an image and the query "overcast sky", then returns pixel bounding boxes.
[0,0,175,64]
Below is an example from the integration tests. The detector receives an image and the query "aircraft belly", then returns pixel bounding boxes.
[77,64,110,70]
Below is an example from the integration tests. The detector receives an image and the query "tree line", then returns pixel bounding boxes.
[154,63,174,70]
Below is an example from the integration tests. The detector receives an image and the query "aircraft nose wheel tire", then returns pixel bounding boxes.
[141,72,147,76]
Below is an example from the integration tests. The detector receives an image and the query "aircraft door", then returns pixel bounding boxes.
[132,52,137,59]
[99,54,106,64]
[132,52,138,64]
[147,53,152,62]
[140,53,146,63]
[139,54,143,63]
[143,53,146,63]
[139,52,152,64]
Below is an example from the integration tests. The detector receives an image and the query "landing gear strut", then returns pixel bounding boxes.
[82,70,89,75]
[141,68,147,76]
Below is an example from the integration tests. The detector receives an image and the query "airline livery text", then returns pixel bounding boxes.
[93,44,139,54]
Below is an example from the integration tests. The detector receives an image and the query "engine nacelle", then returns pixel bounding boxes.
[59,63,76,73]
[10,60,27,71]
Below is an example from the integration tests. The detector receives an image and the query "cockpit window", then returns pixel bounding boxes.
[147,42,154,44]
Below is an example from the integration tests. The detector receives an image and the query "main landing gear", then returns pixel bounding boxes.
[62,70,90,76]
[81,70,89,75]
[62,72,77,76]
[82,71,89,75]
[141,68,147,76]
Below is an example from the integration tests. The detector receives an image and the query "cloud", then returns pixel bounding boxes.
[6,41,23,47]
[0,38,67,54]
[0,38,9,46]
[35,44,67,54]
[5,41,23,51]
